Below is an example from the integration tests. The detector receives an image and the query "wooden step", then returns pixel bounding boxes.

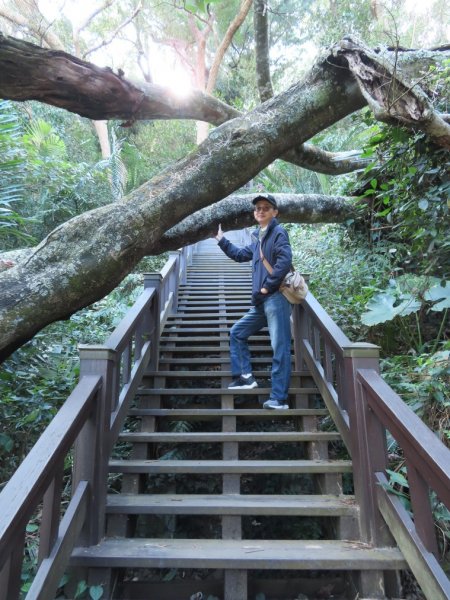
[161,327,260,334]
[144,370,303,378]
[156,357,295,365]
[159,335,271,343]
[118,431,341,443]
[161,331,269,338]
[71,538,406,570]
[159,345,282,353]
[108,459,352,474]
[177,292,251,297]
[137,387,316,395]
[165,314,256,322]
[178,287,251,291]
[164,320,261,327]
[106,493,356,516]
[175,305,251,311]
[128,408,329,417]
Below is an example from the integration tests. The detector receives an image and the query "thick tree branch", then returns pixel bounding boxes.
[0,33,240,124]
[282,144,370,174]
[157,193,361,251]
[0,34,372,175]
[0,193,361,265]
[1,34,446,171]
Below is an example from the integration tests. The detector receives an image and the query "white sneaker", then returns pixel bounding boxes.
[228,375,258,389]
[263,399,289,410]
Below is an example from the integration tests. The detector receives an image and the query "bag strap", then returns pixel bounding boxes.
[260,243,294,274]
[259,243,274,274]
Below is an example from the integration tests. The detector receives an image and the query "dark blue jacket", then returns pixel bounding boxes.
[218,218,292,305]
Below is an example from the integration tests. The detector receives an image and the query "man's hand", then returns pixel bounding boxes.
[0,259,15,271]
[215,223,224,242]
[261,288,268,294]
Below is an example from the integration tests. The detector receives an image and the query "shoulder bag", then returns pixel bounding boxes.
[259,246,308,304]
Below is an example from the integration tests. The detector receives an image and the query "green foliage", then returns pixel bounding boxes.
[382,467,411,511]
[381,349,450,436]
[362,289,421,326]
[104,123,128,200]
[73,580,104,599]
[28,102,100,166]
[0,101,117,249]
[348,61,449,354]
[357,114,449,281]
[17,117,110,242]
[125,120,196,185]
[360,275,449,353]
[184,0,221,15]
[288,223,393,339]
[0,100,35,246]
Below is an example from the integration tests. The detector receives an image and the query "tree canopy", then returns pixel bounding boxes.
[0,0,449,361]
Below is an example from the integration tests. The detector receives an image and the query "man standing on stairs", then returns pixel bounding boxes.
[214,193,293,410]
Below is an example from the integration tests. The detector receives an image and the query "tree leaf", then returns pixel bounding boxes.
[89,585,104,600]
[361,292,421,325]
[386,468,409,488]
[74,581,88,599]
[0,432,13,452]
[424,282,450,311]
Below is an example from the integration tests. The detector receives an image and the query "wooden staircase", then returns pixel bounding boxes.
[71,236,406,599]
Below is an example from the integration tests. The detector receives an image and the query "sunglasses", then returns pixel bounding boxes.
[254,205,274,212]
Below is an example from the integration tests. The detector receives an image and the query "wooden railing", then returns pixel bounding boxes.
[0,245,195,600]
[293,295,450,599]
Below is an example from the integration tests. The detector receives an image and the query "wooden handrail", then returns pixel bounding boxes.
[0,375,101,562]
[0,375,101,600]
[357,368,450,598]
[358,369,450,510]
[105,287,155,352]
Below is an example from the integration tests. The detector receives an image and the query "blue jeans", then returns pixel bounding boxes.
[229,291,291,402]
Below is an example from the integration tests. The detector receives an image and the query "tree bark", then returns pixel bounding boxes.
[158,193,361,251]
[1,193,359,265]
[0,33,240,124]
[0,35,448,361]
[253,0,273,102]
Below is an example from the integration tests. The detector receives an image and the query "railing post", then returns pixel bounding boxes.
[292,302,309,372]
[144,273,162,371]
[405,461,439,556]
[73,346,117,545]
[343,343,392,546]
[179,246,190,286]
[169,250,181,311]
[0,529,26,600]
[178,247,186,286]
